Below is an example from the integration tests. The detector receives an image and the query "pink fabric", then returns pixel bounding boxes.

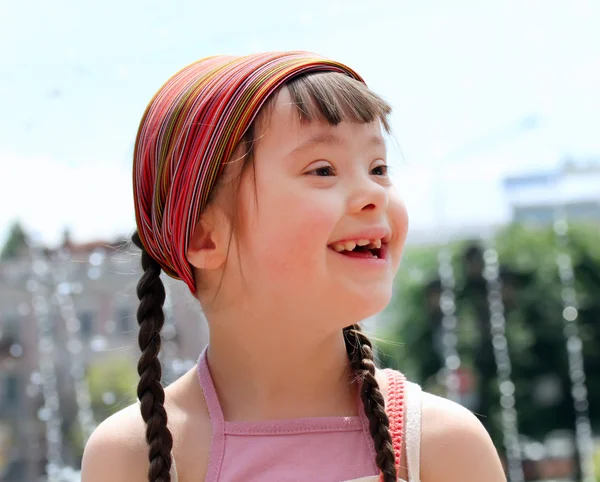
[197,348,406,481]
[386,369,406,478]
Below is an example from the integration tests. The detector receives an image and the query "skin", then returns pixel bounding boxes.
[81,88,507,482]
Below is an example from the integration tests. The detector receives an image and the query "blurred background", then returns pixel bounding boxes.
[1,1,599,481]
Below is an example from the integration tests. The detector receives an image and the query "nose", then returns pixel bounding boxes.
[348,176,389,214]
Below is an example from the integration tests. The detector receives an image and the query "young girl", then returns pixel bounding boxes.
[81,51,506,482]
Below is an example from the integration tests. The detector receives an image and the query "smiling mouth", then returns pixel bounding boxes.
[328,239,387,259]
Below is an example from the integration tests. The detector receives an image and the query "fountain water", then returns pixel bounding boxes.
[482,245,525,482]
[553,217,596,482]
[52,247,97,443]
[26,236,67,482]
[436,247,461,402]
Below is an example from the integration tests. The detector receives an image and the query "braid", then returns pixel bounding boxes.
[132,232,173,482]
[344,324,396,482]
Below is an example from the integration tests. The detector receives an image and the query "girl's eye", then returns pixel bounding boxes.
[307,165,335,177]
[371,164,389,176]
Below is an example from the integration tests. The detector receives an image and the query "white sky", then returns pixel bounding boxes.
[1,0,599,247]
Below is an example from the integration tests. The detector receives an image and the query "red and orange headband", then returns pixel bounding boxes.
[133,51,364,292]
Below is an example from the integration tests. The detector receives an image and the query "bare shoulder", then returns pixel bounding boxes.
[420,391,507,482]
[81,402,150,482]
[81,367,211,482]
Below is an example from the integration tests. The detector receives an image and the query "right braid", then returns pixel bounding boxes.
[343,324,396,482]
[132,232,174,482]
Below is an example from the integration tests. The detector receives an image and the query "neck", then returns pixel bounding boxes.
[204,310,357,422]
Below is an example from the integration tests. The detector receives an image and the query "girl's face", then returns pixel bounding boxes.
[212,88,408,328]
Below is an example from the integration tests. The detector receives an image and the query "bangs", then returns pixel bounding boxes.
[220,70,392,196]
[285,72,392,132]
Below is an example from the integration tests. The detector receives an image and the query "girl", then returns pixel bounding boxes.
[82,52,505,482]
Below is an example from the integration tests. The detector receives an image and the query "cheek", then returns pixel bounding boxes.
[245,188,339,277]
[388,190,409,265]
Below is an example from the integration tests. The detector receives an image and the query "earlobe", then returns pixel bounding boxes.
[186,209,229,271]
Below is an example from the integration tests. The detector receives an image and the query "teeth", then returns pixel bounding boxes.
[370,239,382,249]
[330,238,383,252]
[344,241,357,251]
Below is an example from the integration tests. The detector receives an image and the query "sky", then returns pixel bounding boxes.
[1,0,599,247]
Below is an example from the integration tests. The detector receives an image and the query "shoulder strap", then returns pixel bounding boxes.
[404,382,422,482]
[384,369,406,479]
[196,347,226,480]
[170,454,178,481]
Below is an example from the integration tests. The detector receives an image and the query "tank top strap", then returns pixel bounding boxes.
[169,455,178,481]
[404,382,422,482]
[384,369,407,478]
[196,347,226,480]
[197,347,226,425]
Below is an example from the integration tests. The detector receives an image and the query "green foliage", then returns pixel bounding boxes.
[86,356,138,421]
[379,222,600,449]
[0,220,28,261]
[66,357,137,458]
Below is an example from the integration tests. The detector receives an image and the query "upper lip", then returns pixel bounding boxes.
[328,227,391,245]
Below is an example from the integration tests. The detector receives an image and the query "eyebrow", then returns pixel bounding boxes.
[289,133,385,156]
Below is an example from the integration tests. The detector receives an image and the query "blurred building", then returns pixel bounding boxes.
[0,232,208,481]
[503,158,600,224]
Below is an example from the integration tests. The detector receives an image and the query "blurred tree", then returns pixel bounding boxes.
[595,445,600,480]
[86,356,138,420]
[378,223,600,449]
[68,357,137,463]
[0,220,28,261]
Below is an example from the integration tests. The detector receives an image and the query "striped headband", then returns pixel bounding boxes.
[133,51,365,292]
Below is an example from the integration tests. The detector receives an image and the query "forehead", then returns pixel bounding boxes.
[254,88,385,159]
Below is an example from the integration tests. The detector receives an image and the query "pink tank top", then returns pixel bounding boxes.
[171,348,412,482]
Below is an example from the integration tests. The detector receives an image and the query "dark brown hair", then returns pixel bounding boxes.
[133,71,396,481]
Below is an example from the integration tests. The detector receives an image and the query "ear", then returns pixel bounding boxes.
[186,205,231,271]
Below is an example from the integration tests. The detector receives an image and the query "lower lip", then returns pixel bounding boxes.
[327,245,389,265]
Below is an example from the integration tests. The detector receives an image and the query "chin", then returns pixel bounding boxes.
[337,286,393,326]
